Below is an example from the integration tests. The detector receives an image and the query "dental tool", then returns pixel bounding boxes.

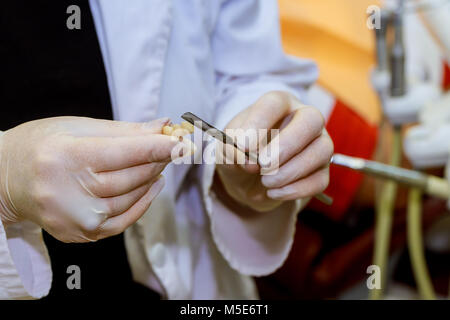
[375,9,391,73]
[370,1,407,300]
[181,112,333,205]
[331,153,450,200]
[390,3,407,97]
[182,112,259,163]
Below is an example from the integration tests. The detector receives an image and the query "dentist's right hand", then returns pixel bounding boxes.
[0,116,183,243]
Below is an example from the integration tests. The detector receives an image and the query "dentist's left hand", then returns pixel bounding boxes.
[0,116,184,243]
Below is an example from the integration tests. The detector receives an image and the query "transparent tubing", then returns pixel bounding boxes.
[407,188,436,299]
[370,128,402,300]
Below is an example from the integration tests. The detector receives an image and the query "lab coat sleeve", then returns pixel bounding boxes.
[0,131,52,299]
[0,220,52,299]
[202,0,319,276]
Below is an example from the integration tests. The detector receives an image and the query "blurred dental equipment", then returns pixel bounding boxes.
[403,92,450,171]
[404,92,450,215]
[374,0,448,126]
[418,0,450,55]
[372,9,391,96]
[382,84,440,125]
[331,153,450,199]
[374,10,390,74]
[370,0,450,300]
[370,0,407,301]
[390,5,407,98]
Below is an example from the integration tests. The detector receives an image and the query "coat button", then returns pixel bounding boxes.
[149,243,166,268]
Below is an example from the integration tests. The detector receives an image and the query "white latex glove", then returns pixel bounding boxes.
[216,91,333,212]
[0,117,188,243]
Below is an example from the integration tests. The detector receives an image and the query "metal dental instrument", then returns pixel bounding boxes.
[331,153,450,200]
[182,112,259,163]
[390,3,407,97]
[374,9,390,72]
[181,112,333,205]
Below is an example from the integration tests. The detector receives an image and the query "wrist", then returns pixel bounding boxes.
[0,131,17,226]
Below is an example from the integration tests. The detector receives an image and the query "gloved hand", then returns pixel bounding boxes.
[216,91,333,212]
[0,116,187,243]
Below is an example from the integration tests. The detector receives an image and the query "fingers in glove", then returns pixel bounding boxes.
[95,175,165,240]
[77,134,192,171]
[261,134,333,189]
[86,162,166,198]
[266,166,330,201]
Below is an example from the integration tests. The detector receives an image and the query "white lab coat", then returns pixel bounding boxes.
[0,0,318,299]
